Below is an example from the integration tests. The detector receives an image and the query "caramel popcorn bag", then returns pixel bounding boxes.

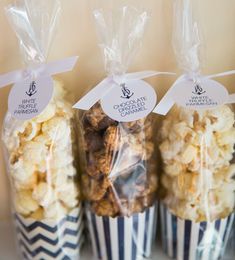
[1,1,84,259]
[73,6,169,260]
[154,0,235,259]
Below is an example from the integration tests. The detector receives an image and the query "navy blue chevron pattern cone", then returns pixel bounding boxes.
[160,204,234,260]
[86,204,157,260]
[14,207,84,260]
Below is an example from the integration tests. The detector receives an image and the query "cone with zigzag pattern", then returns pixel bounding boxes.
[14,207,84,260]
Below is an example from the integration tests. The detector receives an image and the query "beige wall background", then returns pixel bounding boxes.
[0,0,235,220]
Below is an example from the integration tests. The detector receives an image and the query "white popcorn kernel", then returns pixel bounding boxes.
[44,202,68,220]
[32,182,56,207]
[34,103,56,123]
[10,158,35,182]
[52,80,66,99]
[52,131,72,151]
[4,135,20,153]
[15,191,39,216]
[19,121,41,142]
[55,100,74,119]
[14,173,38,191]
[51,165,76,187]
[178,107,195,128]
[225,164,235,179]
[208,106,234,132]
[216,129,235,146]
[49,149,74,169]
[164,161,183,176]
[22,141,48,165]
[34,133,51,146]
[57,181,79,208]
[160,119,173,140]
[29,207,44,220]
[160,139,184,161]
[171,122,194,140]
[220,143,234,162]
[51,169,68,188]
[42,117,70,141]
[179,145,198,164]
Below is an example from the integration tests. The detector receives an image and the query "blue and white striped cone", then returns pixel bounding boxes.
[86,204,157,260]
[233,222,235,253]
[14,207,84,260]
[160,204,235,260]
[223,219,235,260]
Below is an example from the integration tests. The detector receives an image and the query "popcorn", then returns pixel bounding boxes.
[14,173,38,191]
[52,80,67,99]
[82,174,111,201]
[34,133,51,146]
[215,129,235,146]
[21,141,48,165]
[57,181,79,208]
[179,144,197,164]
[80,103,157,217]
[3,117,27,152]
[34,103,56,123]
[159,105,235,222]
[104,126,120,151]
[32,182,56,207]
[55,100,74,119]
[84,103,117,131]
[44,202,68,220]
[207,105,234,132]
[49,148,74,169]
[160,139,185,161]
[19,121,41,141]
[42,117,70,141]
[10,159,35,183]
[2,81,79,221]
[51,169,69,188]
[29,208,44,220]
[14,191,39,217]
[164,161,184,177]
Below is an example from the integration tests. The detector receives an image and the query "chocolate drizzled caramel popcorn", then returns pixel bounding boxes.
[79,103,157,217]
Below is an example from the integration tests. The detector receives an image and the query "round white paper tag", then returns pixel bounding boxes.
[172,78,229,110]
[101,80,157,122]
[8,76,54,120]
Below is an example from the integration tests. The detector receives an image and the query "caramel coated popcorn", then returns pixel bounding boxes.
[79,103,157,217]
[159,105,235,222]
[3,81,79,220]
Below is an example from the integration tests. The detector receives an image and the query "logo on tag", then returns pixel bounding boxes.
[101,80,157,122]
[192,84,206,96]
[8,77,54,120]
[26,81,37,97]
[172,78,229,110]
[121,83,134,99]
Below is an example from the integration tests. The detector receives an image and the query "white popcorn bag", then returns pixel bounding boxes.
[153,0,235,259]
[0,1,84,259]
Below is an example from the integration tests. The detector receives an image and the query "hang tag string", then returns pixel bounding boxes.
[0,56,79,89]
[73,71,176,110]
[153,70,235,115]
